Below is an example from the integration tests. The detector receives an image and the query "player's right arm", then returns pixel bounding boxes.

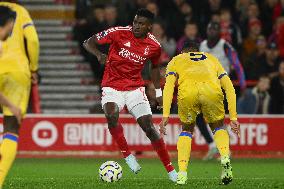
[163,58,178,117]
[83,35,107,64]
[159,58,177,135]
[83,27,119,64]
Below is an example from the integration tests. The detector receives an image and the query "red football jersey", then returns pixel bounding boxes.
[95,26,161,91]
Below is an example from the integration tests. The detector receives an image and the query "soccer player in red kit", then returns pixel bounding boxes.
[83,9,177,181]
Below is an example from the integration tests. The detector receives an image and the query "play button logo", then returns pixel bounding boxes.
[32,121,58,147]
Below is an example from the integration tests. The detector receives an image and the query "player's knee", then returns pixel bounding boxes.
[137,116,159,141]
[103,103,119,128]
[181,122,195,133]
[105,112,119,128]
[144,125,159,141]
[209,119,224,131]
[3,116,20,135]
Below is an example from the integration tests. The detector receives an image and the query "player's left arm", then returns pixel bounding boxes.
[216,56,240,137]
[219,75,240,137]
[21,7,39,84]
[224,42,246,91]
[150,47,162,108]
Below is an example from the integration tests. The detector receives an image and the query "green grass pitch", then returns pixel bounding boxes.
[4,158,284,189]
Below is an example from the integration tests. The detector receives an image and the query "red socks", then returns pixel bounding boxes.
[152,138,175,172]
[110,124,174,173]
[109,123,131,158]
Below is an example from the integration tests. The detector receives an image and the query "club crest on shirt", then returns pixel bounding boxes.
[144,46,149,55]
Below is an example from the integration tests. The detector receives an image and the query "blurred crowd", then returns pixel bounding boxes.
[73,0,284,114]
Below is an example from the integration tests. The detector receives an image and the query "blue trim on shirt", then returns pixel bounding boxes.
[212,127,225,135]
[23,23,33,29]
[165,72,177,77]
[3,134,18,142]
[179,132,192,138]
[218,73,227,79]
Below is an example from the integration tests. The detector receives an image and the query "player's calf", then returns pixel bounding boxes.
[3,116,20,134]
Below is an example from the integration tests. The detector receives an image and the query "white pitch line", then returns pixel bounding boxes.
[126,177,270,180]
[8,177,272,180]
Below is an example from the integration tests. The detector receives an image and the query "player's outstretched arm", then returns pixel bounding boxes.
[0,93,22,124]
[83,36,107,64]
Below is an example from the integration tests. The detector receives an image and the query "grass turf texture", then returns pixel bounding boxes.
[4,158,284,189]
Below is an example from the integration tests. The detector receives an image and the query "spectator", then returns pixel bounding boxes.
[220,8,242,50]
[125,0,151,23]
[244,35,267,80]
[168,1,195,40]
[146,1,159,17]
[242,18,262,62]
[104,5,122,28]
[236,0,252,24]
[269,61,284,114]
[247,2,260,19]
[75,0,93,20]
[176,22,202,54]
[73,0,94,58]
[268,16,284,59]
[237,75,270,114]
[272,0,284,21]
[239,2,260,38]
[152,21,176,58]
[179,1,195,23]
[211,12,221,23]
[199,0,224,37]
[261,42,281,78]
[200,21,246,91]
[259,0,278,37]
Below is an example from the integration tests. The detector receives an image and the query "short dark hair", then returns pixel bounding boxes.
[182,39,200,51]
[0,6,16,27]
[136,8,154,23]
[207,21,221,31]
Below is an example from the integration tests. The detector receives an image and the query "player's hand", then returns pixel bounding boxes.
[230,120,240,138]
[9,105,22,124]
[159,117,169,137]
[98,53,107,64]
[31,71,38,85]
[156,96,163,110]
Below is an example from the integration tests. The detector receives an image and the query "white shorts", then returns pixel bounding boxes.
[101,87,152,119]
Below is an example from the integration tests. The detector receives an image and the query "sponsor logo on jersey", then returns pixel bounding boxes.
[118,48,146,64]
